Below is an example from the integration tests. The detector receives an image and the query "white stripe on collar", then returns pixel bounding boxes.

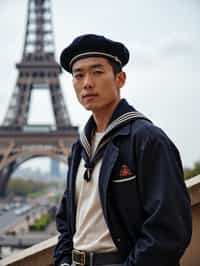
[105,111,144,136]
[80,111,146,158]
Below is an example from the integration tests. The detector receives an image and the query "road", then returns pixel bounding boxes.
[0,210,17,235]
[0,188,60,236]
[0,205,47,235]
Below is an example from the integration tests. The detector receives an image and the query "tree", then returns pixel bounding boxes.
[184,160,200,179]
[8,178,47,196]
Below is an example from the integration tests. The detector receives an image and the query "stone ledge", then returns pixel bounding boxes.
[0,235,58,266]
[186,175,200,189]
[186,175,200,207]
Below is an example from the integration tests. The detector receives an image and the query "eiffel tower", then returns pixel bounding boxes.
[0,0,78,196]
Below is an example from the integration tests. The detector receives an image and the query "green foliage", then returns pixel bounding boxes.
[30,213,51,231]
[29,190,47,199]
[184,160,200,179]
[8,178,48,197]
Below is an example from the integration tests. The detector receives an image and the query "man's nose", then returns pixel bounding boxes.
[83,73,94,89]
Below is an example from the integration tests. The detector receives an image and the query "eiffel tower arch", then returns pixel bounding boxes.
[0,0,78,197]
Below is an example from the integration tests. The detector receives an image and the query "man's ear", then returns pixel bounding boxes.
[116,71,126,88]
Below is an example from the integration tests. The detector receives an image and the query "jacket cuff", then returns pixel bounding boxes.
[56,256,71,266]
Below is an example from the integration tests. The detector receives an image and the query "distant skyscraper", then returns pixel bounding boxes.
[50,160,61,177]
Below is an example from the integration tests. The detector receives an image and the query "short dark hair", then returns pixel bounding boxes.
[107,58,122,75]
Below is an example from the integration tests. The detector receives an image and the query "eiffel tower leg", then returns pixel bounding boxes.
[0,162,16,197]
[0,0,78,197]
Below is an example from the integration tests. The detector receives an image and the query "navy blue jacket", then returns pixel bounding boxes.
[54,99,192,266]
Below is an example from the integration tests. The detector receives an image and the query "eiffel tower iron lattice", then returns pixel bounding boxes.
[0,0,78,196]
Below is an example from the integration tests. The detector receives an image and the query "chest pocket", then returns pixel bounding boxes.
[111,157,136,182]
[111,160,137,189]
[109,136,138,198]
[112,175,136,183]
[109,159,140,220]
[109,137,138,203]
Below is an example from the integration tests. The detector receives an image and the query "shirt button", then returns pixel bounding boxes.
[117,238,121,242]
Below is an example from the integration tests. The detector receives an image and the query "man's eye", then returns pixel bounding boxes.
[94,70,103,75]
[74,73,83,79]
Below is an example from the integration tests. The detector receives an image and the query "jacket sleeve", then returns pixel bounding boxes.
[54,156,73,266]
[125,127,192,266]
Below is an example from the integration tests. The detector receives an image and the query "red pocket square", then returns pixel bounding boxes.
[120,164,133,177]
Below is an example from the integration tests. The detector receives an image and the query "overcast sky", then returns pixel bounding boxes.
[0,0,200,170]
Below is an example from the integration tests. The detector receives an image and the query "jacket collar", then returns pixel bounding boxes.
[79,99,150,158]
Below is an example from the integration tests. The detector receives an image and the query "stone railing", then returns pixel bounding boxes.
[0,236,58,266]
[0,175,200,266]
[181,175,200,266]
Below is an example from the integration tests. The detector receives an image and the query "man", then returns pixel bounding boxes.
[54,34,192,266]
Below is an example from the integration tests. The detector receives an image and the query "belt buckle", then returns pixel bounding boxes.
[72,249,86,266]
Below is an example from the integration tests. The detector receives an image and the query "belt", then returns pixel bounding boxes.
[72,249,124,266]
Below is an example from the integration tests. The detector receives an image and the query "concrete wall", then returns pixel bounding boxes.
[181,175,200,266]
[181,203,200,266]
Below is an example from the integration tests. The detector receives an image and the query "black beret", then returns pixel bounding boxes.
[60,34,130,73]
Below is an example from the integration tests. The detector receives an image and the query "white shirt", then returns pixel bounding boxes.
[73,132,117,252]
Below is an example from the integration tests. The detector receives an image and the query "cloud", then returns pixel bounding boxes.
[158,32,199,57]
[128,32,200,70]
[128,43,156,68]
[163,40,194,56]
[132,52,154,68]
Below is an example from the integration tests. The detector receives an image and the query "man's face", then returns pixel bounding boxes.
[72,57,126,114]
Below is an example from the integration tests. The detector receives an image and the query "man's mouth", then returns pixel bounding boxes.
[82,94,98,101]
